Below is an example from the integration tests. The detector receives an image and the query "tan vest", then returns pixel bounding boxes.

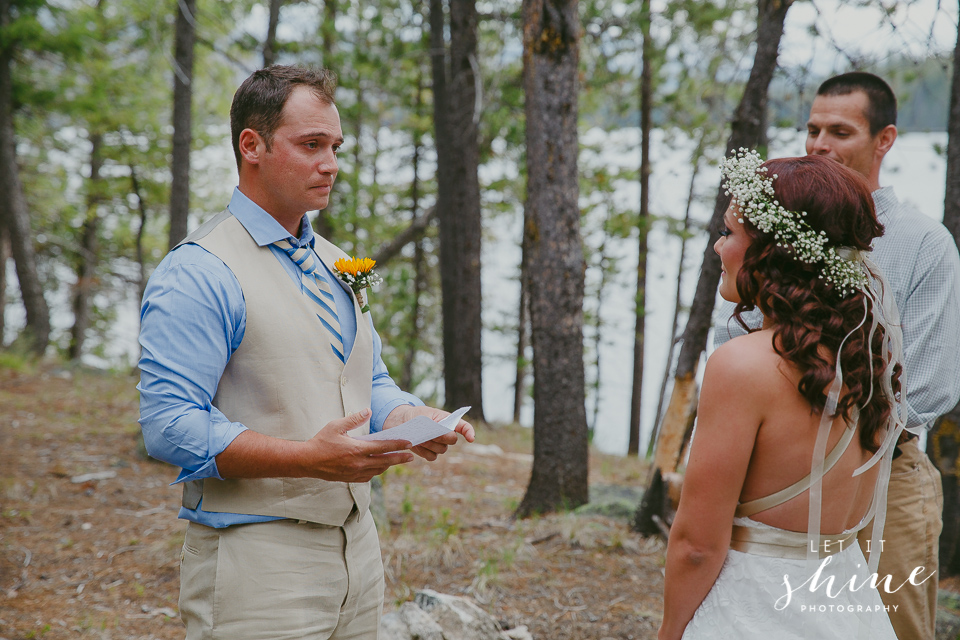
[180,210,373,526]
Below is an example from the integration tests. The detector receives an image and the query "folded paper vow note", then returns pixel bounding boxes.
[355,406,471,447]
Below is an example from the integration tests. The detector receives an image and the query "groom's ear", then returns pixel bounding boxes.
[238,128,265,166]
[874,124,896,159]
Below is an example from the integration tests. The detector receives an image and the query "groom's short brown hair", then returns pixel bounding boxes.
[817,72,897,136]
[230,65,338,170]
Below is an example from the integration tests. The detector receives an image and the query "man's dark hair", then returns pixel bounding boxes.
[816,72,897,136]
[230,65,338,169]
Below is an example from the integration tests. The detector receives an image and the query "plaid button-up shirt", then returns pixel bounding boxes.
[713,187,960,430]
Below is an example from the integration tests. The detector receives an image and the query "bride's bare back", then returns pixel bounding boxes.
[718,328,880,534]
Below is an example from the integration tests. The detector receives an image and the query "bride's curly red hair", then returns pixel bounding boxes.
[731,155,899,450]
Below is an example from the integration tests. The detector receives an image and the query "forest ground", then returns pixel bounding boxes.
[1,363,958,640]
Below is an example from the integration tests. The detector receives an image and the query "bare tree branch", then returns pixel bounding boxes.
[371,206,438,266]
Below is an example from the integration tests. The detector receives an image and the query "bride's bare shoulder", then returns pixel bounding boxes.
[706,330,783,388]
[698,330,783,430]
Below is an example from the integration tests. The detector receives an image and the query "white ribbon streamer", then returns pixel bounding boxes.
[794,252,904,640]
[855,255,907,580]
[804,298,867,574]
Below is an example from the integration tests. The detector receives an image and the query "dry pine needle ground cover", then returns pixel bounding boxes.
[0,364,664,640]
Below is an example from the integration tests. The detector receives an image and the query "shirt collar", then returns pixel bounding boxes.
[872,186,898,223]
[227,187,316,249]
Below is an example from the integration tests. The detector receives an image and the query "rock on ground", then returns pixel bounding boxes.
[380,590,532,640]
[938,589,960,640]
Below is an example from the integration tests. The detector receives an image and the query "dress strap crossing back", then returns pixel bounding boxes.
[734,420,859,518]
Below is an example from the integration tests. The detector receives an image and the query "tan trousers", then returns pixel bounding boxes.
[857,438,943,640]
[179,510,383,640]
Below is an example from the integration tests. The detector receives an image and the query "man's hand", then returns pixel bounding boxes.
[302,410,415,481]
[216,409,414,483]
[383,405,476,461]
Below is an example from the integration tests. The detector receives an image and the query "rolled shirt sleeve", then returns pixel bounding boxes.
[137,245,249,483]
[369,317,424,432]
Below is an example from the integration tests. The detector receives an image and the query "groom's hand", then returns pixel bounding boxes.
[383,405,475,461]
[215,409,414,483]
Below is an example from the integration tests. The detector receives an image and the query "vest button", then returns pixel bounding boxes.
[341,376,348,387]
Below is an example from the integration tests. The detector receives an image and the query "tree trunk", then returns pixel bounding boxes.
[130,164,149,307]
[0,226,8,345]
[627,0,652,457]
[432,0,485,421]
[369,124,381,217]
[513,242,529,424]
[348,79,363,240]
[402,81,425,391]
[635,0,793,533]
[943,10,960,243]
[320,0,337,64]
[263,0,283,67]
[429,0,450,255]
[168,0,196,250]
[68,133,104,361]
[589,236,612,434]
[932,411,960,577]
[935,13,960,578]
[402,234,427,390]
[648,144,702,458]
[312,0,336,240]
[0,0,50,354]
[676,0,790,384]
[516,0,587,517]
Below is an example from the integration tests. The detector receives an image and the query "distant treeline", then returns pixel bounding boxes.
[771,55,953,133]
[596,55,954,134]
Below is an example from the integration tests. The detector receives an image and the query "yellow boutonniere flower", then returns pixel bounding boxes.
[333,256,382,313]
[333,257,376,276]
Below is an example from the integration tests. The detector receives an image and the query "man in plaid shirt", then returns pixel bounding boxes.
[714,72,960,639]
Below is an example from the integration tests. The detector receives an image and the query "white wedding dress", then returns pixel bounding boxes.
[681,421,898,640]
[681,518,898,639]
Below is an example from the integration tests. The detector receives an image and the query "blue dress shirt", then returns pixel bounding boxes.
[138,188,423,527]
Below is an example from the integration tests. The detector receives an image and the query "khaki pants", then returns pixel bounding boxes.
[179,511,383,640]
[858,438,943,640]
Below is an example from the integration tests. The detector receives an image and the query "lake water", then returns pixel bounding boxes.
[5,129,948,456]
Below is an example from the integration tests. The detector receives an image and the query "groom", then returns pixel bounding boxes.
[714,72,960,639]
[138,65,474,639]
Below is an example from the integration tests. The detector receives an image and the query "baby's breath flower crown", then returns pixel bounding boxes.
[720,149,869,297]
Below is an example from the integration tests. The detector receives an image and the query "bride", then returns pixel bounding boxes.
[659,152,905,640]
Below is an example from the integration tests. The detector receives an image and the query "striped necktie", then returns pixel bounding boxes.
[273,238,345,363]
